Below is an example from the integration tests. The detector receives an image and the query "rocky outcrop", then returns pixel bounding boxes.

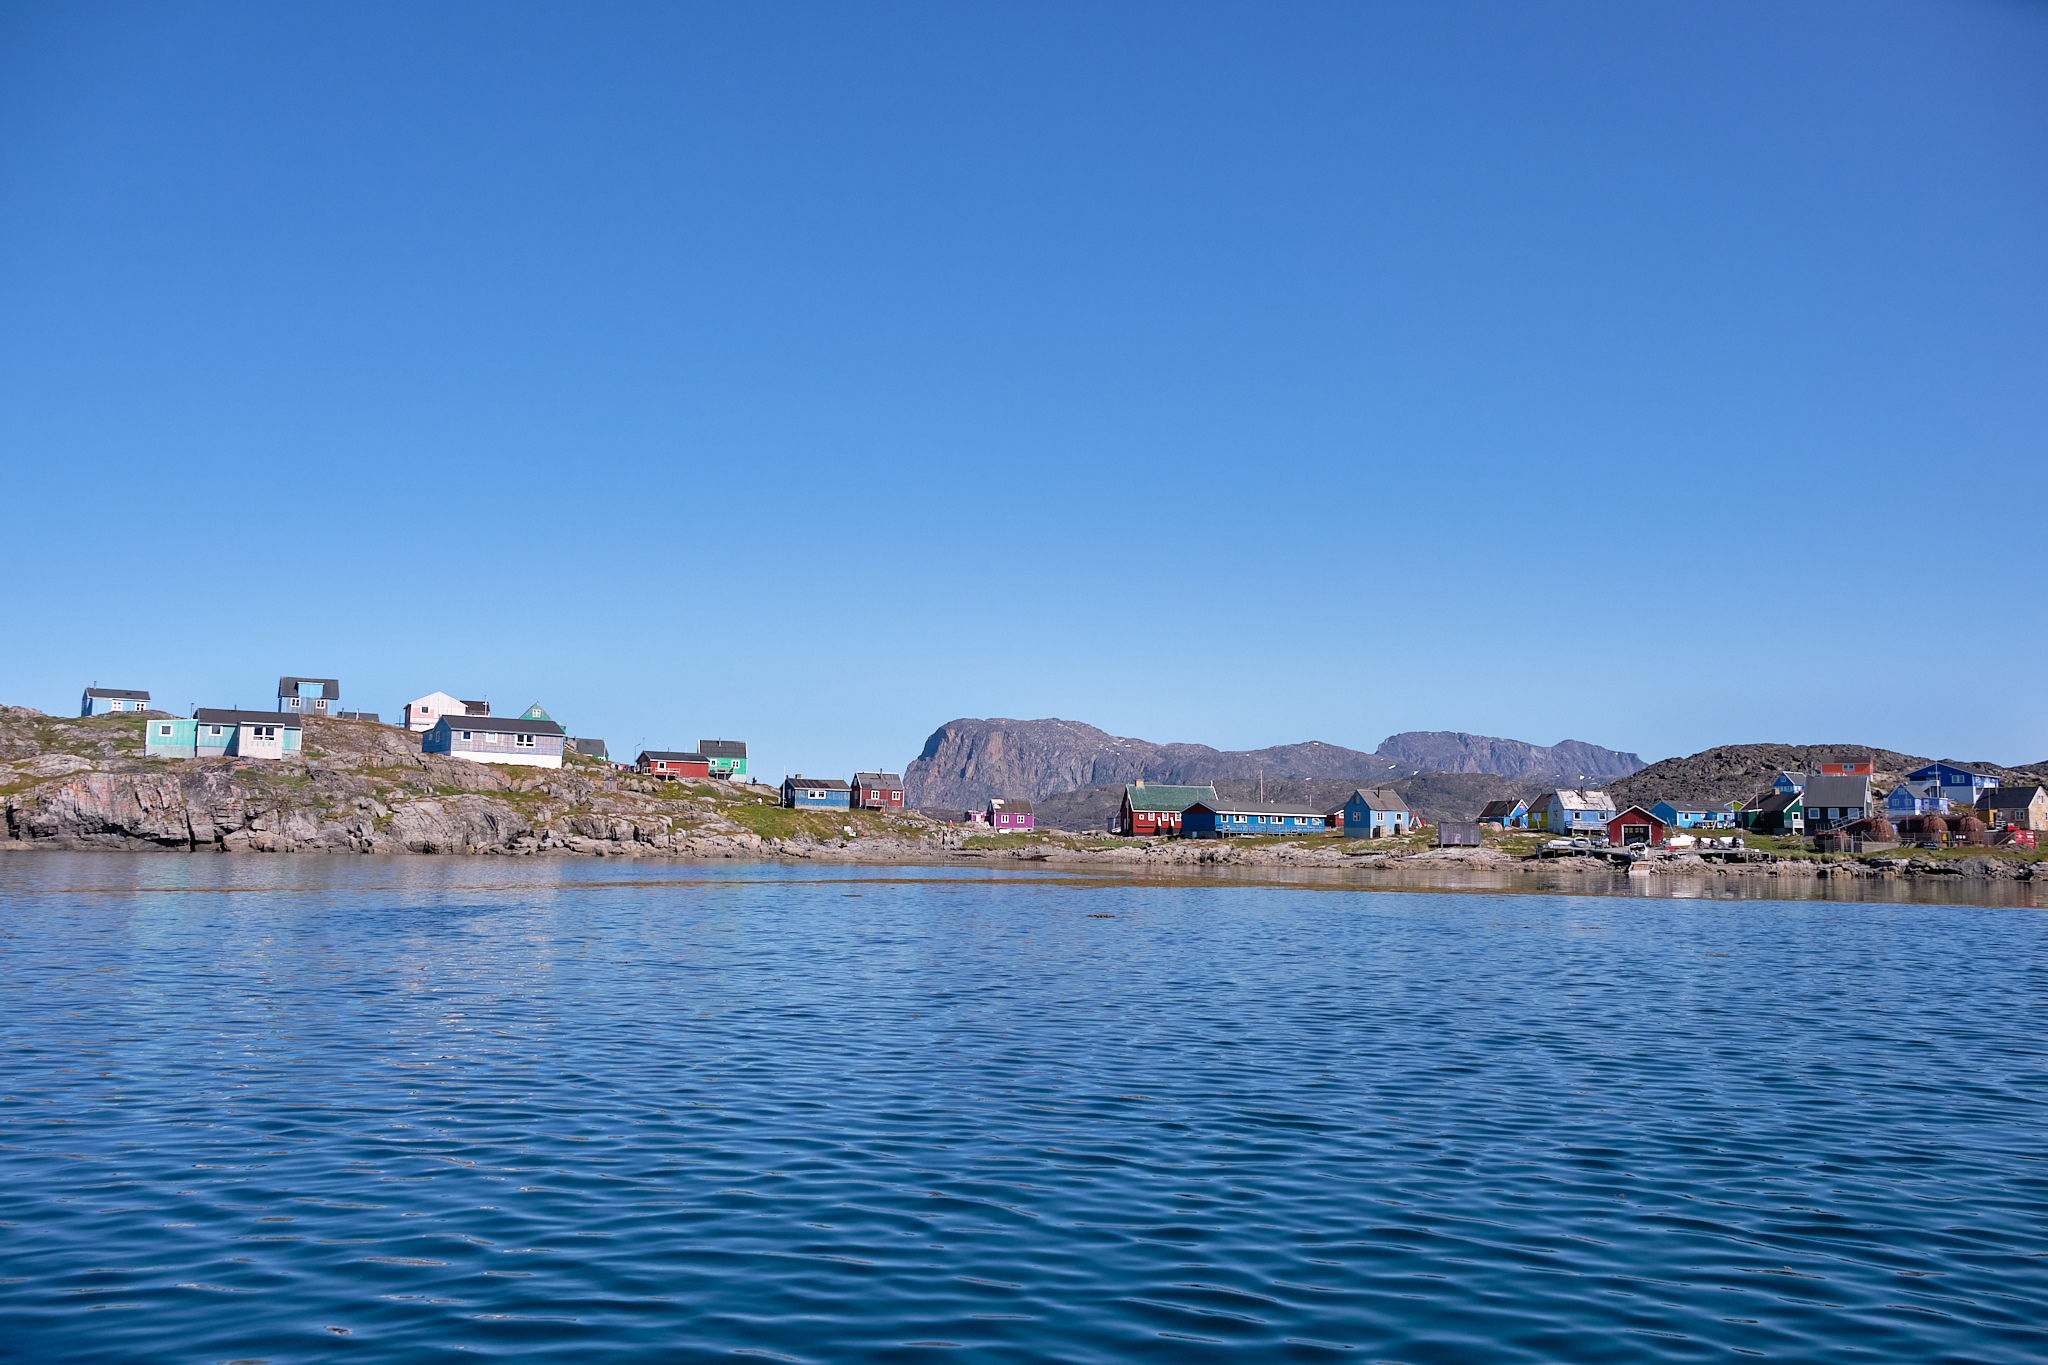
[1373,732,1644,782]
[1596,744,2048,813]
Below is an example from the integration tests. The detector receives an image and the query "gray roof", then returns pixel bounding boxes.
[572,738,609,758]
[989,797,1034,813]
[638,750,705,763]
[336,711,380,722]
[277,677,340,700]
[1477,799,1525,818]
[1978,785,2045,810]
[85,687,150,700]
[460,700,490,715]
[1751,792,1802,814]
[1800,774,1873,807]
[853,772,904,787]
[1187,799,1328,818]
[1125,783,1220,812]
[1350,787,1410,813]
[700,740,747,759]
[785,776,851,790]
[194,708,302,728]
[436,715,564,737]
[1549,788,1617,813]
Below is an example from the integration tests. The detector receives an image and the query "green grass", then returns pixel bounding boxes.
[722,803,900,842]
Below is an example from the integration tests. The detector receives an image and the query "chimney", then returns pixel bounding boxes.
[1135,778,1146,788]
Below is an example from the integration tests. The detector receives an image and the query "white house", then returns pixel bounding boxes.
[421,714,564,768]
[82,687,150,716]
[405,692,489,732]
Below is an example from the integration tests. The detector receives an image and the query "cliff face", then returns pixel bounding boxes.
[1373,731,1644,782]
[903,718,1402,810]
[0,707,782,857]
[902,718,1643,810]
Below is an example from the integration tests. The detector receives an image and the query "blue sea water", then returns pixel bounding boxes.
[0,854,2043,1364]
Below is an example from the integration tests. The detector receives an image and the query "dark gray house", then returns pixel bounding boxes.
[572,738,609,760]
[1800,774,1874,831]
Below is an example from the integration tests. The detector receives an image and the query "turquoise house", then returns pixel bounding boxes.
[146,710,302,760]
[701,740,748,778]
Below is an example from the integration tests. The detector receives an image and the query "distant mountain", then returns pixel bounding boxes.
[1375,731,1644,782]
[902,717,1642,811]
[1596,743,2048,813]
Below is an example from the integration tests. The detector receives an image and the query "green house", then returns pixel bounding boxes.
[1736,791,1804,834]
[700,740,747,778]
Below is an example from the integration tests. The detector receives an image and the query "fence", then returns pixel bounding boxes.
[1436,821,1482,848]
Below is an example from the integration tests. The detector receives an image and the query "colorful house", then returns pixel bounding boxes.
[1608,805,1667,846]
[782,776,851,809]
[1648,799,1736,829]
[701,740,748,779]
[637,750,710,779]
[1906,762,1999,807]
[405,692,488,731]
[1800,774,1874,832]
[1772,771,1806,796]
[146,710,302,760]
[1476,798,1528,827]
[852,773,906,811]
[1342,787,1411,839]
[1885,780,1950,821]
[1978,785,2048,832]
[1737,791,1804,834]
[1529,789,1617,834]
[986,797,1034,832]
[1118,782,1219,836]
[423,714,565,769]
[278,677,340,717]
[82,687,150,716]
[1181,800,1328,838]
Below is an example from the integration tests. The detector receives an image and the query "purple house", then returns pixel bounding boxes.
[986,797,1034,832]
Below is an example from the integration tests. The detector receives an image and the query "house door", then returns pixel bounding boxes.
[1622,823,1650,844]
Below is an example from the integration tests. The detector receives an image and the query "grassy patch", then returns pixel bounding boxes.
[723,803,901,842]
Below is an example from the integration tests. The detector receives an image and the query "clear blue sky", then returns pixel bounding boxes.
[4,2,2044,777]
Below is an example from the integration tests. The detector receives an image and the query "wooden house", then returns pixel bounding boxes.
[1978,785,2048,832]
[986,797,1034,832]
[1608,805,1667,846]
[700,740,748,779]
[1118,782,1219,836]
[405,692,489,732]
[278,676,340,717]
[1772,771,1805,796]
[82,686,150,716]
[782,776,851,810]
[852,773,906,811]
[423,714,565,769]
[1885,780,1949,820]
[1342,787,1411,839]
[1181,800,1327,839]
[1737,791,1804,834]
[638,751,710,779]
[1476,798,1528,827]
[147,709,302,761]
[1648,799,1735,829]
[1800,774,1874,831]
[1906,762,1999,806]
[1529,789,1616,834]
[571,738,609,760]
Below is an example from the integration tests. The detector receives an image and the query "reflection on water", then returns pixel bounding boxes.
[0,852,2042,1364]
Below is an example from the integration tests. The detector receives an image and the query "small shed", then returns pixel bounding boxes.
[1436,821,1483,848]
[782,776,851,810]
[1607,805,1667,846]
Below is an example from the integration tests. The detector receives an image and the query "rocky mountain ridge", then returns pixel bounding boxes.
[1033,772,1552,832]
[1597,743,2048,814]
[903,717,1643,809]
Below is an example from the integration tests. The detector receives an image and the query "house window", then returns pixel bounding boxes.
[158,724,172,736]
[516,734,534,748]
[461,731,472,741]
[253,726,276,740]
[209,725,222,736]
[289,697,300,707]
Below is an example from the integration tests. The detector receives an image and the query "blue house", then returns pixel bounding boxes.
[781,776,851,810]
[1886,780,1950,820]
[1649,799,1736,829]
[1772,771,1805,796]
[82,687,150,716]
[1477,798,1528,827]
[1906,763,1998,806]
[146,710,302,761]
[1342,787,1411,839]
[1181,800,1327,838]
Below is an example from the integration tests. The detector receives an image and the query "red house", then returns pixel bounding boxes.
[1607,805,1667,846]
[1118,782,1219,836]
[637,750,710,779]
[852,772,906,811]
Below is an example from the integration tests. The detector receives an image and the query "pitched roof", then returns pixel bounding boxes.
[277,677,340,699]
[1909,761,1989,780]
[700,740,747,759]
[1977,785,2045,810]
[1349,787,1410,813]
[1550,788,1617,812]
[436,715,565,736]
[1124,783,1219,812]
[1477,799,1525,818]
[1800,774,1873,807]
[572,738,608,757]
[852,772,903,786]
[1186,800,1328,818]
[84,687,150,700]
[1751,792,1802,814]
[1612,805,1663,822]
[460,700,490,715]
[194,708,302,727]
[784,776,851,790]
[989,797,1034,813]
[638,750,705,763]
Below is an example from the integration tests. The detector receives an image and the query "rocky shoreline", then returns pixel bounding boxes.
[3,708,2040,892]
